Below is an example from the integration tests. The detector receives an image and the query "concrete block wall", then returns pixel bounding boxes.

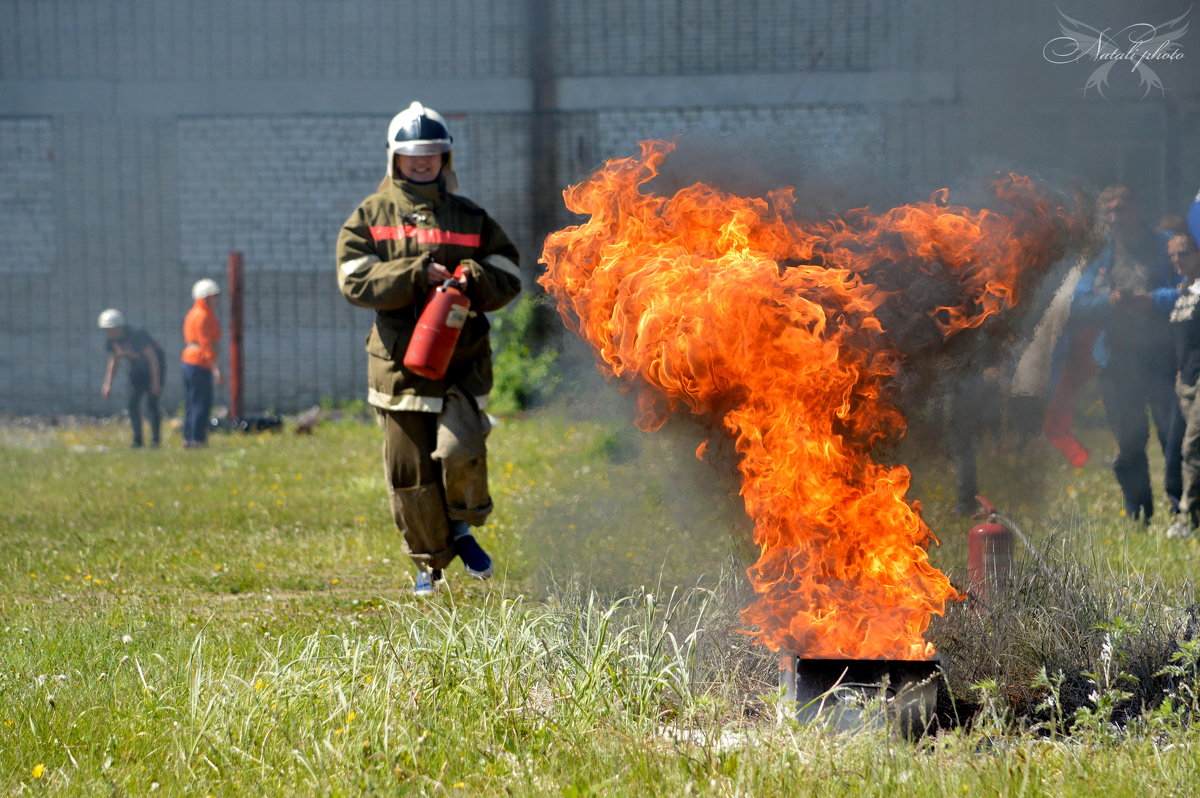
[552,0,889,75]
[0,0,528,81]
[0,0,1196,416]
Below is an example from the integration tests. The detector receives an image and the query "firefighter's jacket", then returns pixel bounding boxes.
[337,177,522,412]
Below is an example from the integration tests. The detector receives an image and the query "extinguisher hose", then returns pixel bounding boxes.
[993,512,1055,579]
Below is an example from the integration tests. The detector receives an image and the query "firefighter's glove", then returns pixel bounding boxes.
[426,260,455,286]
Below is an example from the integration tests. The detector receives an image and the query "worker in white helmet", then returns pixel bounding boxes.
[98,308,166,448]
[181,278,223,448]
[337,101,522,595]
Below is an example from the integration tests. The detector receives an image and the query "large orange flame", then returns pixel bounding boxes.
[539,140,1079,658]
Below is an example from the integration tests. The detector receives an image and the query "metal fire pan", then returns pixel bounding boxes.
[779,656,942,737]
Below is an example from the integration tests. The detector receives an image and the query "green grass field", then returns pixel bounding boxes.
[4,396,1200,796]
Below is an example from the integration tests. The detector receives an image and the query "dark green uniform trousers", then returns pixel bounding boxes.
[376,388,493,569]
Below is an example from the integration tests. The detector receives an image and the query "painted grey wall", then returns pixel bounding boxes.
[1,0,1195,416]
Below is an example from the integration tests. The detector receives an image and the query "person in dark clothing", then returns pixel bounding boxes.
[98,308,166,448]
[1167,234,1200,537]
[941,370,999,515]
[1069,186,1181,524]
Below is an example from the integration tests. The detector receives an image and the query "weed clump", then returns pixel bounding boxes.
[932,532,1199,733]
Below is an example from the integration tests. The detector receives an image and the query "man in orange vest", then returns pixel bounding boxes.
[181,278,223,448]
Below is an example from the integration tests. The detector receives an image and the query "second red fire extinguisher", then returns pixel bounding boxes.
[967,495,1015,608]
[404,265,471,380]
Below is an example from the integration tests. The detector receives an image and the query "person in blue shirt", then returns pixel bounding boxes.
[1070,185,1181,524]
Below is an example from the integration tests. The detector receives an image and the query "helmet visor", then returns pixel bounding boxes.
[392,139,452,156]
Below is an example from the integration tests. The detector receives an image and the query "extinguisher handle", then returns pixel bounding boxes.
[440,264,470,293]
[972,494,997,519]
[451,264,471,290]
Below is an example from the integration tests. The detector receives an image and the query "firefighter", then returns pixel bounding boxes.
[336,101,522,595]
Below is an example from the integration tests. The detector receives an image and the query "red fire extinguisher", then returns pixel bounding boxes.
[403,265,471,380]
[967,495,1015,608]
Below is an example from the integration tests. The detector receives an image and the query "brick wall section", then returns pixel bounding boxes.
[0,119,55,276]
[552,0,891,75]
[0,114,189,416]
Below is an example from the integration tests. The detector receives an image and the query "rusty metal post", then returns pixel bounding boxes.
[227,251,244,420]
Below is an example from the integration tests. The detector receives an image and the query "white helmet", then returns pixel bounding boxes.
[192,278,220,300]
[97,308,125,329]
[387,101,453,161]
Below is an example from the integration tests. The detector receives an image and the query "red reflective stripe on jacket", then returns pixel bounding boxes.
[369,225,482,247]
[369,225,402,241]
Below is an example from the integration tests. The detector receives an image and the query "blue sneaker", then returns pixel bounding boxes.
[413,569,443,596]
[451,523,493,579]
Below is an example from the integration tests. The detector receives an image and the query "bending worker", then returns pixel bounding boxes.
[98,308,165,448]
[336,101,522,595]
